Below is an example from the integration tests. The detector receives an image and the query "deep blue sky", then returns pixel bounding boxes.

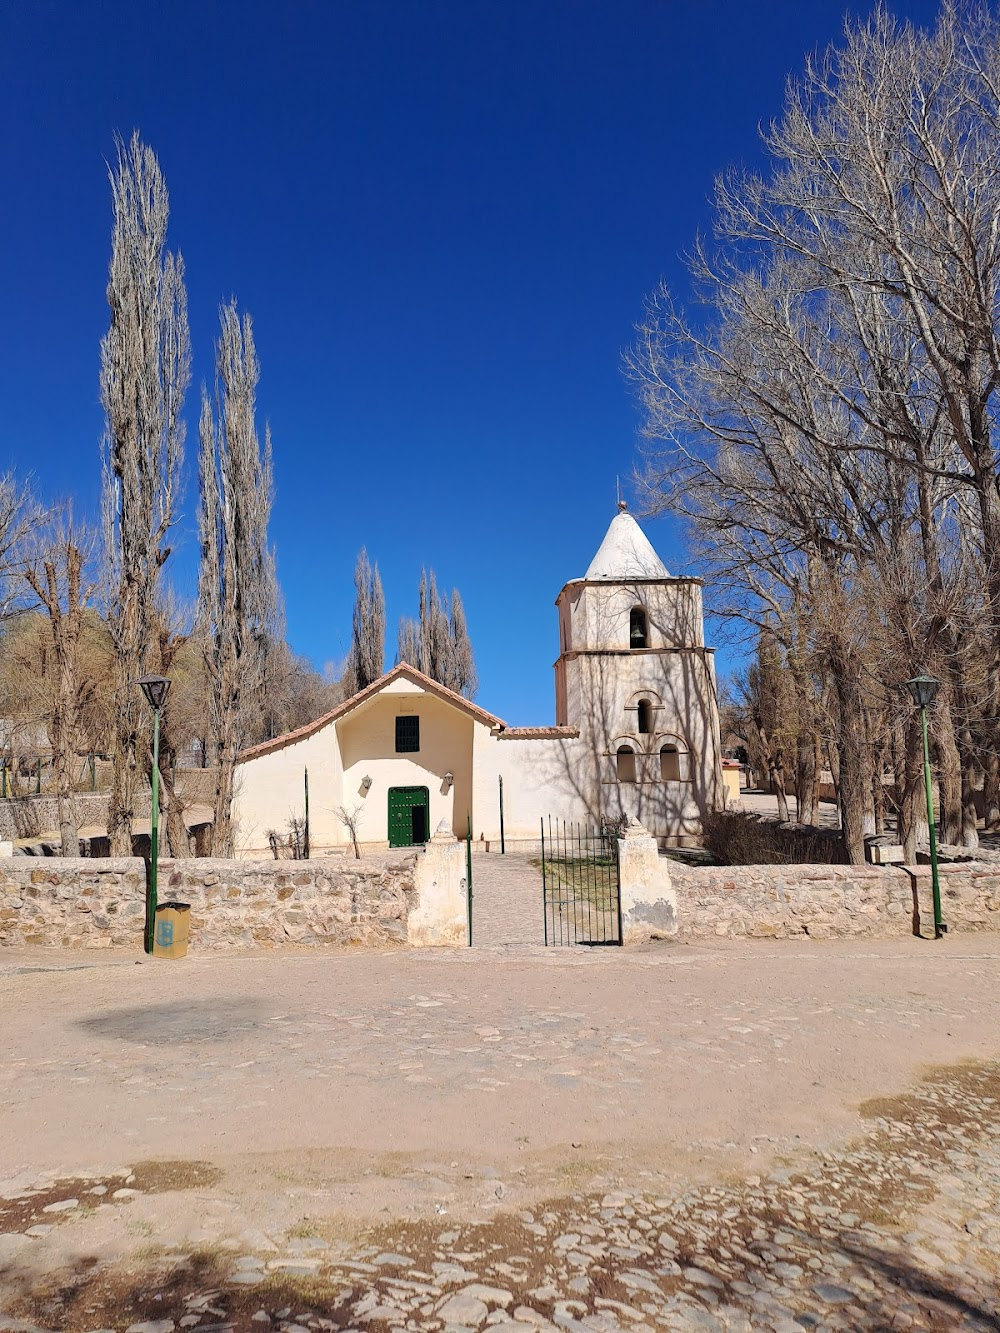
[1,0,941,722]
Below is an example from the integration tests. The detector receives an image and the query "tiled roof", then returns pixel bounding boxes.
[238,664,506,762]
[498,725,580,740]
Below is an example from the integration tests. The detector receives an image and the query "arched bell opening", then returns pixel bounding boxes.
[629,606,648,650]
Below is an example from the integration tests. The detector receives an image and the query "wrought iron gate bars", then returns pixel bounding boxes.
[539,815,622,946]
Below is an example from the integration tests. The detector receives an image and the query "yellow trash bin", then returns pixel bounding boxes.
[153,902,191,959]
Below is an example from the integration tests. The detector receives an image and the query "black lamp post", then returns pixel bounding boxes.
[138,674,172,953]
[904,674,945,939]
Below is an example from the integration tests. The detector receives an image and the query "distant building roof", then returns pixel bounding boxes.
[583,511,670,581]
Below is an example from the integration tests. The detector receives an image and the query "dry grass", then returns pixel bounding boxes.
[702,810,847,865]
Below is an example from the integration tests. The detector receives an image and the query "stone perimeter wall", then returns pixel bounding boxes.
[4,853,1000,950]
[0,855,417,950]
[670,861,1000,939]
[0,795,129,842]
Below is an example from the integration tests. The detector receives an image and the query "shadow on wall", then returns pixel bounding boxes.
[526,579,723,838]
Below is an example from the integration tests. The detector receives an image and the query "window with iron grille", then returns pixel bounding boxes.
[395,715,420,753]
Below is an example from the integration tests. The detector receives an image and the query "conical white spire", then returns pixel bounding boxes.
[584,511,669,581]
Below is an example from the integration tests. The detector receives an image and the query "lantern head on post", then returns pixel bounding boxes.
[138,674,172,712]
[905,675,940,709]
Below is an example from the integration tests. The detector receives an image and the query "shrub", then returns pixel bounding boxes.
[703,810,847,866]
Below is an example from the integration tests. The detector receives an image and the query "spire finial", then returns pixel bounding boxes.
[616,476,627,512]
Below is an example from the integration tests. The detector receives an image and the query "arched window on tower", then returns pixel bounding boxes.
[637,699,653,735]
[660,744,687,782]
[629,606,648,650]
[616,745,637,783]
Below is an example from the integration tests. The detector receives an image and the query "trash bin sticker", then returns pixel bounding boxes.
[155,918,174,949]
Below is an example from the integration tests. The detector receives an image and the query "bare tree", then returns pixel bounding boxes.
[21,511,98,855]
[254,641,342,741]
[631,4,1000,860]
[147,596,201,857]
[396,615,422,673]
[344,548,385,695]
[336,802,364,859]
[395,568,478,697]
[448,589,478,699]
[198,301,279,855]
[0,475,36,621]
[101,132,190,854]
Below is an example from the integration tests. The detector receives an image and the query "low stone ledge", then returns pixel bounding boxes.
[670,860,1000,939]
[0,854,418,950]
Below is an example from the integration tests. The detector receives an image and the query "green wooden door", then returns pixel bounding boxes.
[388,785,430,847]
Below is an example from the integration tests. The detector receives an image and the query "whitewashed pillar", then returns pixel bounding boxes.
[617,817,678,943]
[408,821,468,947]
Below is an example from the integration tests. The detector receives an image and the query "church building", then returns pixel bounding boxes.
[233,510,724,852]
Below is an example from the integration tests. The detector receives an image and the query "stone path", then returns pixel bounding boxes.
[2,1060,1000,1330]
[470,853,545,948]
[2,939,1000,1330]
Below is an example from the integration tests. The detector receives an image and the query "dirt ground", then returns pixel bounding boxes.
[2,935,999,1329]
[2,937,998,1216]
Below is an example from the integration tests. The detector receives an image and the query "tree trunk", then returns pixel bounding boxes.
[107,589,144,855]
[826,740,840,807]
[933,692,963,846]
[55,761,78,858]
[754,718,789,822]
[947,654,980,850]
[52,729,78,858]
[872,739,886,836]
[960,757,981,849]
[156,763,191,858]
[212,739,236,857]
[830,658,867,864]
[795,728,819,826]
[898,715,928,862]
[985,747,1000,831]
[773,762,789,823]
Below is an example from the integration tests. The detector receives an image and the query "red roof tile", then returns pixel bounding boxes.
[498,726,580,740]
[238,664,506,761]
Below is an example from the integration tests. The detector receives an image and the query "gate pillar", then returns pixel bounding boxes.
[408,821,467,947]
[617,818,678,944]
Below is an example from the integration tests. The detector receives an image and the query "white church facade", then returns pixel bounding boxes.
[232,510,724,853]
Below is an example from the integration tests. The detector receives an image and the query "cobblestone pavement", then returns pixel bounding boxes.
[3,1060,1000,1331]
[470,854,545,948]
[1,939,1000,1330]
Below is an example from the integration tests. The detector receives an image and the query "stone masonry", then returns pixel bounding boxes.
[0,794,126,843]
[4,852,1000,950]
[0,855,417,950]
[671,859,1000,939]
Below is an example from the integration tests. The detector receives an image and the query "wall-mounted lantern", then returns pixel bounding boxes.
[361,775,373,794]
[444,772,454,790]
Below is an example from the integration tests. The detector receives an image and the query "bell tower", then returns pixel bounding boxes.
[553,508,723,838]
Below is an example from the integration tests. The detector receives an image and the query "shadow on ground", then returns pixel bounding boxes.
[75,997,270,1044]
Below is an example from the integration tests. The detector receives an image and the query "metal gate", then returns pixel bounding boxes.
[465,815,473,946]
[540,817,622,946]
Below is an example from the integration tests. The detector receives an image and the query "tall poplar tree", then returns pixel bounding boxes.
[344,548,385,694]
[198,302,278,854]
[396,569,477,698]
[101,133,190,854]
